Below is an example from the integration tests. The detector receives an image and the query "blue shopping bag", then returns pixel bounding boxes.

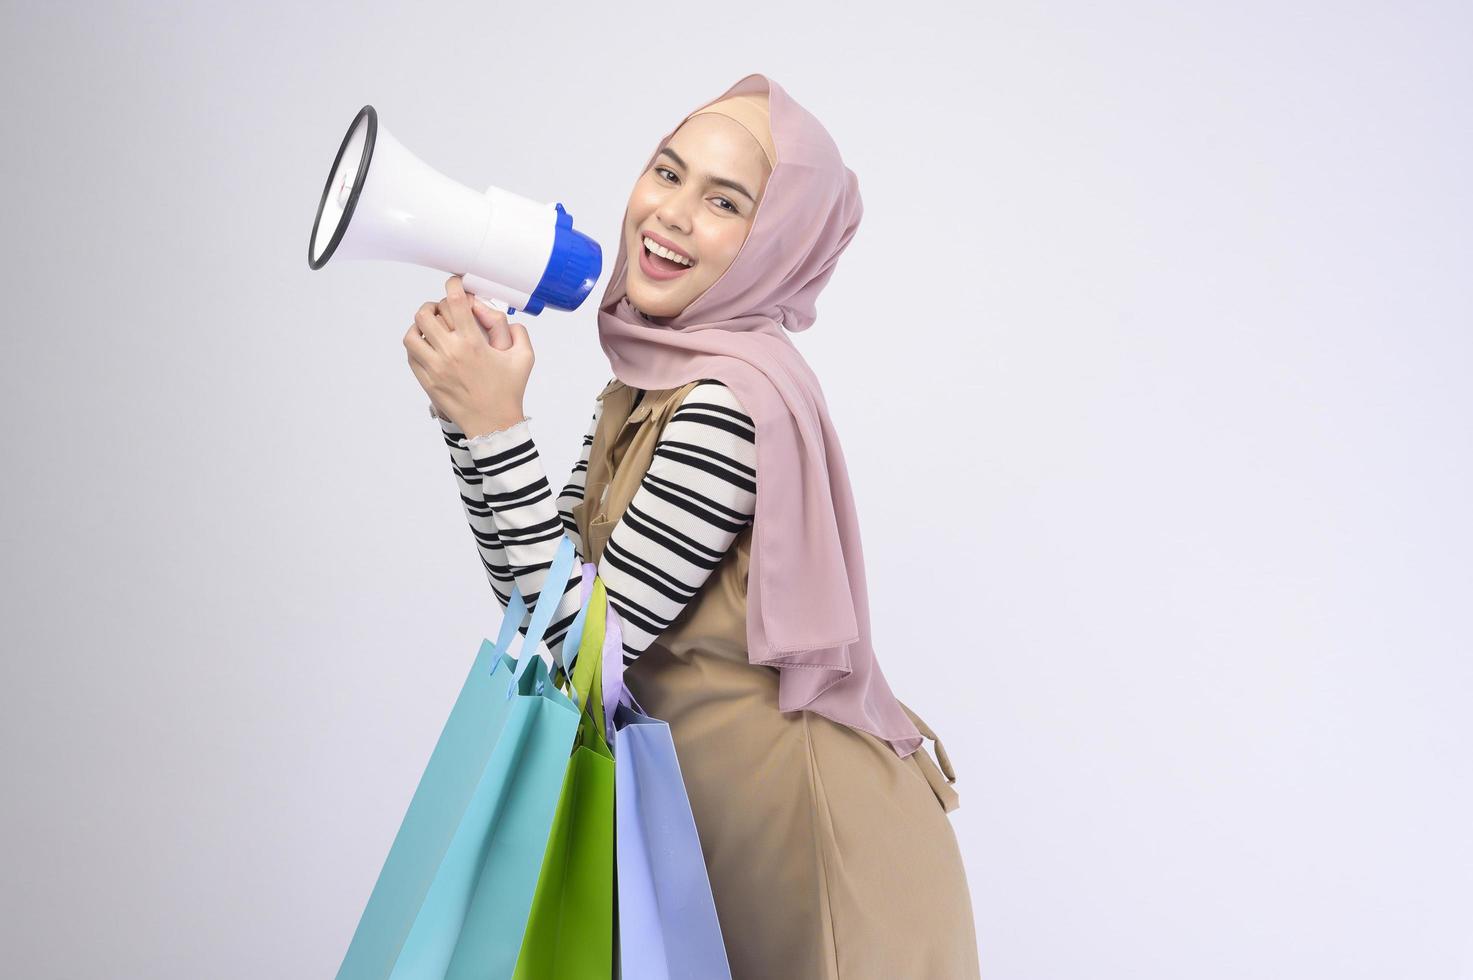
[570,601,732,980]
[336,534,585,980]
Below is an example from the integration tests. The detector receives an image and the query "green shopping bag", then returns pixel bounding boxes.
[511,573,615,979]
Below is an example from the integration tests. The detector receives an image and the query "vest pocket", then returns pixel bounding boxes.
[588,513,615,564]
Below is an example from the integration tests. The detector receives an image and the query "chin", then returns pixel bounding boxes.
[624,260,685,320]
[629,291,682,320]
[625,226,714,319]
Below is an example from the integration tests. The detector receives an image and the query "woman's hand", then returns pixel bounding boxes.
[404,275,534,436]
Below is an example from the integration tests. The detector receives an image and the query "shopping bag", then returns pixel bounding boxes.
[335,534,583,980]
[511,567,616,980]
[604,602,733,979]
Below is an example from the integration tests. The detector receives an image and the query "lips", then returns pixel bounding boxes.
[633,232,695,284]
[637,236,693,281]
[641,230,695,264]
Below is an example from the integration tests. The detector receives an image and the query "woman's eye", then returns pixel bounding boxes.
[654,168,736,213]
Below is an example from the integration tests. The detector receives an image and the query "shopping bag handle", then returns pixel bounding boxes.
[559,574,644,724]
[487,534,576,692]
[566,576,607,722]
[600,603,645,741]
[506,535,579,694]
[538,562,597,697]
[559,563,599,691]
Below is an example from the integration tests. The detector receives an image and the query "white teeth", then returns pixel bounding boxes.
[643,236,693,266]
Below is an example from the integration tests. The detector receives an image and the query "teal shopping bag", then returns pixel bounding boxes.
[335,535,585,980]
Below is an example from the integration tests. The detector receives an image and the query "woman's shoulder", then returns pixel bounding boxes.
[666,380,757,477]
[680,378,750,420]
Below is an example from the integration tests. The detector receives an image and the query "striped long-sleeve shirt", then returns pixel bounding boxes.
[436,378,757,667]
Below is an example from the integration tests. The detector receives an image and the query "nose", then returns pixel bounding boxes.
[654,185,700,235]
[654,207,690,236]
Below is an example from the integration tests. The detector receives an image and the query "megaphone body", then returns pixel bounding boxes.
[308,105,602,317]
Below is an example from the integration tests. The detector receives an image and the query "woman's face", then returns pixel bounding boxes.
[622,112,772,319]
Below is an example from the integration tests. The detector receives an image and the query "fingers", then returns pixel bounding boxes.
[403,319,431,366]
[441,275,476,333]
[469,294,509,328]
[413,300,450,350]
[487,316,514,351]
[471,297,514,351]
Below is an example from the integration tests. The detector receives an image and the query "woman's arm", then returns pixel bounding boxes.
[444,379,757,668]
[598,381,757,665]
[434,396,601,660]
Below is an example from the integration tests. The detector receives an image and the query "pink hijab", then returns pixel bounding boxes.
[597,73,924,758]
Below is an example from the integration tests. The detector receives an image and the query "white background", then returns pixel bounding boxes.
[2,2,1469,977]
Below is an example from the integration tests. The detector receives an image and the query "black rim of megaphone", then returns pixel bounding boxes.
[308,105,378,270]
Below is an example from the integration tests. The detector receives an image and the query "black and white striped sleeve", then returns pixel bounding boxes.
[434,400,600,663]
[436,379,756,669]
[599,381,757,666]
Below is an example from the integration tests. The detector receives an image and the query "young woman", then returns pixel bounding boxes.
[405,73,981,979]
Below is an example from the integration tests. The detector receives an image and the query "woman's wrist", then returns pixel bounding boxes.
[462,412,530,441]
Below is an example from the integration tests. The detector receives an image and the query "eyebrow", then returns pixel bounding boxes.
[656,147,756,203]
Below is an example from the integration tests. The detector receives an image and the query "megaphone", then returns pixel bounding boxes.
[308,105,602,317]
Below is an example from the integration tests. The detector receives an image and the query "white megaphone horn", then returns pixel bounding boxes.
[307,105,602,317]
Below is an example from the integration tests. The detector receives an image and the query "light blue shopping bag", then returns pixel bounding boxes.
[571,601,732,980]
[336,534,588,980]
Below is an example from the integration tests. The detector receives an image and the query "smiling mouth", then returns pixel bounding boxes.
[646,246,688,270]
[636,235,696,278]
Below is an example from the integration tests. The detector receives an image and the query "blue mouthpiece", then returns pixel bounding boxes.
[521,203,603,315]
